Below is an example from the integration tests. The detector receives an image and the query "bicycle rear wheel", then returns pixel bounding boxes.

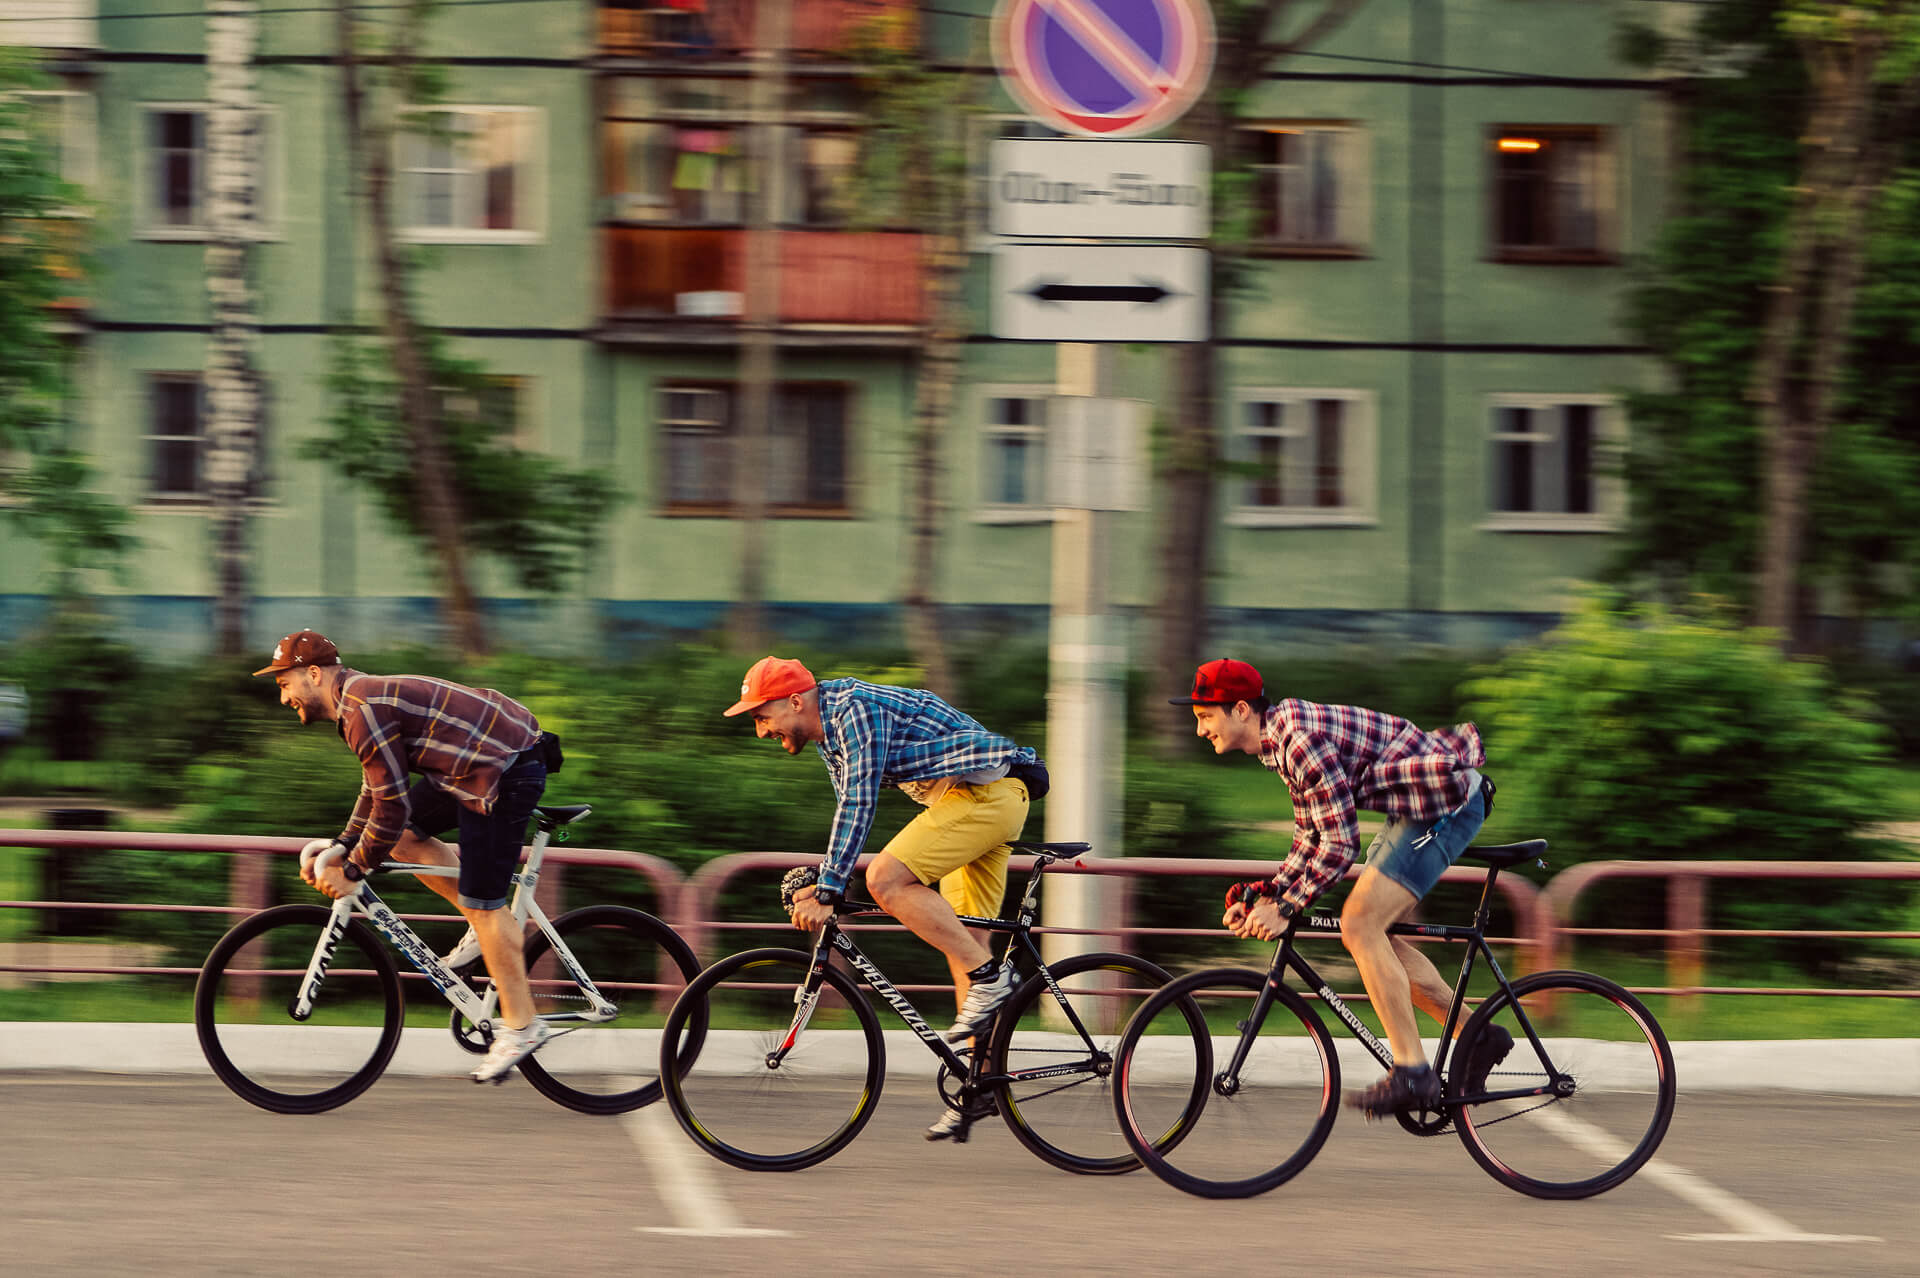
[659,947,884,1172]
[1113,967,1340,1199]
[516,905,704,1115]
[1453,969,1676,1199]
[194,904,402,1114]
[985,952,1207,1175]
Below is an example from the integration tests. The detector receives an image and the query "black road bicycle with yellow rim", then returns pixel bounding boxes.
[1110,840,1677,1200]
[658,843,1211,1174]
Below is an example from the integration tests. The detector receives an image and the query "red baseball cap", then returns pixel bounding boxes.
[724,656,818,716]
[252,629,341,678]
[1169,657,1265,706]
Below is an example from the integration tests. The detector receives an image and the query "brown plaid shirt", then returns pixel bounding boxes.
[334,670,541,867]
[1259,700,1486,914]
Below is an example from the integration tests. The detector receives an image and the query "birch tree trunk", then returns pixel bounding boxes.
[204,0,262,657]
[332,0,488,656]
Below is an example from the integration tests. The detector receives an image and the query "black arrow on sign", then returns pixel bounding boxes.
[1025,277,1183,307]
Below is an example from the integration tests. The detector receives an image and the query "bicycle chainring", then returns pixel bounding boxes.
[1395,1105,1453,1137]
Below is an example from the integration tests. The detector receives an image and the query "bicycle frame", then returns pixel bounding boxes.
[289,822,616,1035]
[772,854,1110,1095]
[1235,867,1563,1108]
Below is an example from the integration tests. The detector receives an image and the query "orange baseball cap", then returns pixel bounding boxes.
[724,656,817,716]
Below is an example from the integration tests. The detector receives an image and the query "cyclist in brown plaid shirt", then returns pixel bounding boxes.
[1172,657,1509,1116]
[253,629,555,1084]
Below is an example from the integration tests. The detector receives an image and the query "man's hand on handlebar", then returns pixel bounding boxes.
[302,840,359,900]
[789,885,835,933]
[1230,895,1289,941]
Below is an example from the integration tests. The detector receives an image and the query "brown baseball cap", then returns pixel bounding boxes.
[723,656,817,716]
[252,629,342,678]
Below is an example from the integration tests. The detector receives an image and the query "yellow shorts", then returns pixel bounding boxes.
[880,776,1030,920]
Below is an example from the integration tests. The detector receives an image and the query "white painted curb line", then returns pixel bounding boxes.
[0,1024,1915,1095]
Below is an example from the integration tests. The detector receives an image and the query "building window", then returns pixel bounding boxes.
[1229,389,1376,526]
[602,77,861,226]
[1484,395,1622,531]
[659,383,851,514]
[1490,126,1615,262]
[20,90,97,188]
[139,105,278,239]
[978,391,1049,515]
[1243,123,1367,253]
[396,107,543,241]
[144,373,271,501]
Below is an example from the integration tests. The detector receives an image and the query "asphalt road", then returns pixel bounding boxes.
[3,1072,1913,1278]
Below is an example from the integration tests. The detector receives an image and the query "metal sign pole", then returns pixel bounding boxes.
[1043,342,1120,969]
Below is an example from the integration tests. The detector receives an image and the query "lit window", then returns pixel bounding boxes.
[1490,125,1616,261]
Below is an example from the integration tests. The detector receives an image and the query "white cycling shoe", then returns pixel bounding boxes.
[441,927,482,969]
[471,1021,555,1084]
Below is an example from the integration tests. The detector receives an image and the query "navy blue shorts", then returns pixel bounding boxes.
[1364,770,1488,901]
[405,750,547,910]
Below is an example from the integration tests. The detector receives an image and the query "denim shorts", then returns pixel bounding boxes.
[405,750,548,910]
[1364,769,1488,901]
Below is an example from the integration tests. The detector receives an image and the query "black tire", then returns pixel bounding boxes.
[1453,970,1677,1200]
[1113,966,1341,1199]
[659,947,884,1172]
[984,951,1209,1175]
[516,905,705,1115]
[194,904,403,1115]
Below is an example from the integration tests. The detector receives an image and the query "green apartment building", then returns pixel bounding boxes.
[2,0,1672,658]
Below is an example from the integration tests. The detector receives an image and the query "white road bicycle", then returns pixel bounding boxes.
[194,803,705,1116]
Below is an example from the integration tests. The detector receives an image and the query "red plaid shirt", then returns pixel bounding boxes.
[1258,700,1485,914]
[334,670,541,868]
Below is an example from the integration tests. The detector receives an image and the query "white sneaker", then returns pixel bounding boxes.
[471,1020,554,1084]
[926,1095,998,1141]
[441,927,481,969]
[945,964,1017,1042]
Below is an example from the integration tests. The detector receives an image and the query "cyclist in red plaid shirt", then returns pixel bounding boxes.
[1172,658,1509,1116]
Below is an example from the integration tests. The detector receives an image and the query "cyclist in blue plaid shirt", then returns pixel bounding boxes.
[725,656,1047,1139]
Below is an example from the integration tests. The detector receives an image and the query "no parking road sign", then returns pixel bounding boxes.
[993,0,1216,138]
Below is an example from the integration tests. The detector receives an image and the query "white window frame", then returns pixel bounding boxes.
[137,102,282,241]
[395,105,545,244]
[659,384,732,510]
[19,89,97,189]
[1227,387,1377,527]
[974,384,1053,524]
[1242,121,1370,254]
[139,371,276,509]
[1480,392,1625,532]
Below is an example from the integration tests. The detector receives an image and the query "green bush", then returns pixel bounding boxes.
[1464,594,1902,969]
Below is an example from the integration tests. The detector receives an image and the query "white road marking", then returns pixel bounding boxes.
[1532,1108,1881,1244]
[620,1098,791,1238]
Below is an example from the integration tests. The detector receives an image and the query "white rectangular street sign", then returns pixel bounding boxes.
[992,243,1208,343]
[1048,396,1149,512]
[989,139,1210,240]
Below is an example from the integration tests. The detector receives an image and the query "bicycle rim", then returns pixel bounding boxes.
[1115,967,1340,1199]
[988,952,1205,1175]
[660,948,884,1172]
[516,905,704,1115]
[194,905,401,1115]
[1454,970,1677,1199]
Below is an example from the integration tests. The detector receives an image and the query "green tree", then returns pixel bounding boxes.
[1621,0,1920,644]
[0,51,132,605]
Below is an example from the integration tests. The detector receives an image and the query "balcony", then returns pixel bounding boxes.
[597,0,915,60]
[603,226,925,336]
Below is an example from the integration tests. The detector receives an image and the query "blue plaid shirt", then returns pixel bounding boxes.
[812,678,1039,894]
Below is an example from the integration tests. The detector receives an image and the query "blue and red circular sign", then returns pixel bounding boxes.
[993,0,1215,138]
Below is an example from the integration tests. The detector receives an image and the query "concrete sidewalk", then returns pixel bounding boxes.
[1,1023,1915,1095]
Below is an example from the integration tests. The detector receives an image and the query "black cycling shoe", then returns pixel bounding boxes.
[1348,1064,1442,1118]
[1461,1025,1515,1098]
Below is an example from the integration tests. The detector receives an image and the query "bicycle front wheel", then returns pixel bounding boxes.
[1113,967,1340,1199]
[659,947,884,1172]
[194,904,402,1114]
[985,952,1207,1175]
[516,905,704,1115]
[1453,970,1676,1200]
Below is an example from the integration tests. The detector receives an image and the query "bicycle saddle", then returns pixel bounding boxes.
[534,803,593,827]
[1009,840,1091,856]
[1460,839,1547,867]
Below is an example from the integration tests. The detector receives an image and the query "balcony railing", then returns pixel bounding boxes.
[603,225,925,326]
[597,0,914,59]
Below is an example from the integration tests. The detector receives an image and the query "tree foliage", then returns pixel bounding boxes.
[0,51,133,598]
[312,335,620,594]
